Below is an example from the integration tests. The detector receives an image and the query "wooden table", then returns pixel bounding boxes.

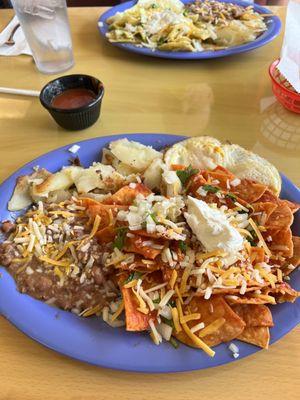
[0,6,299,400]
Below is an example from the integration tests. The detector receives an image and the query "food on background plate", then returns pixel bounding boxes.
[105,0,267,52]
[0,136,299,357]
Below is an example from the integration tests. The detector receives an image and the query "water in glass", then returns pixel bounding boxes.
[11,0,74,74]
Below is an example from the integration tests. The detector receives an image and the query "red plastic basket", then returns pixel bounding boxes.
[269,59,300,114]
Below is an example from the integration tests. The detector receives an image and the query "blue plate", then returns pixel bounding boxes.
[0,134,299,373]
[98,0,281,60]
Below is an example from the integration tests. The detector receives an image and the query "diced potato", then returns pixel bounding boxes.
[143,158,165,190]
[109,139,162,172]
[161,170,182,197]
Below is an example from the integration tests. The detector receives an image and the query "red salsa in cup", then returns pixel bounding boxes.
[51,88,96,109]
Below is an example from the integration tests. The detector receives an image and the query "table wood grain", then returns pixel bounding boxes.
[0,6,299,400]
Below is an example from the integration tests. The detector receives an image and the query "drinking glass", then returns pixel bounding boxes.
[11,0,74,74]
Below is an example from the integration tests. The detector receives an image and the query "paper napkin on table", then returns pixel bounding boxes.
[277,0,300,93]
[0,15,32,56]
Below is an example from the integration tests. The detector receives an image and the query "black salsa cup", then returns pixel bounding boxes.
[40,74,104,131]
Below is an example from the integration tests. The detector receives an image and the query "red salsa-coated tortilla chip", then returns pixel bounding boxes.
[251,202,277,225]
[249,247,265,264]
[237,326,270,349]
[264,283,300,303]
[280,199,300,214]
[120,271,163,331]
[266,228,293,258]
[174,296,245,347]
[266,203,293,231]
[86,203,127,229]
[121,286,154,331]
[284,236,300,273]
[103,183,151,206]
[125,235,164,260]
[231,179,266,204]
[96,225,116,244]
[231,304,274,327]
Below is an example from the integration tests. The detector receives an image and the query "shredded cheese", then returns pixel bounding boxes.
[81,304,102,317]
[111,300,124,322]
[176,299,215,357]
[180,313,201,324]
[198,318,226,337]
[171,307,182,333]
[180,266,192,294]
[175,284,184,305]
[159,289,175,308]
[196,250,226,261]
[39,255,70,268]
[169,269,177,290]
[248,218,271,257]
[123,279,138,289]
[252,294,276,304]
[132,288,149,314]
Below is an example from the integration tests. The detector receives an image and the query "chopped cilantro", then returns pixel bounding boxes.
[123,271,143,285]
[176,165,199,186]
[168,300,176,308]
[151,3,158,8]
[123,272,135,284]
[247,230,258,246]
[152,298,161,304]
[179,240,187,253]
[169,337,179,349]
[183,9,189,16]
[157,37,167,46]
[161,316,174,328]
[202,184,220,194]
[113,227,128,250]
[225,193,237,201]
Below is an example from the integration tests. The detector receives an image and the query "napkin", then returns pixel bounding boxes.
[0,15,32,56]
[277,0,300,93]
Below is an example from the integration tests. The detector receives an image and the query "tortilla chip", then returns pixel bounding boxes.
[95,226,116,244]
[174,296,245,347]
[259,189,279,204]
[232,179,266,204]
[284,236,300,273]
[266,203,293,231]
[280,199,300,214]
[237,326,270,349]
[250,247,265,264]
[125,235,164,260]
[86,203,127,229]
[187,172,207,195]
[231,304,273,327]
[251,202,277,224]
[103,183,151,205]
[225,295,275,305]
[121,286,153,331]
[267,228,293,258]
[265,283,299,303]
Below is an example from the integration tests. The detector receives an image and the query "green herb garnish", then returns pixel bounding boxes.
[161,316,174,328]
[247,230,258,247]
[202,184,220,194]
[179,240,187,253]
[123,271,143,285]
[225,193,237,201]
[169,337,180,349]
[176,165,199,186]
[113,227,128,250]
[152,298,161,304]
[151,3,158,8]
[157,37,167,46]
[183,10,189,16]
[168,300,176,308]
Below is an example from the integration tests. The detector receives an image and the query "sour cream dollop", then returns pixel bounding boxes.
[184,196,244,254]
